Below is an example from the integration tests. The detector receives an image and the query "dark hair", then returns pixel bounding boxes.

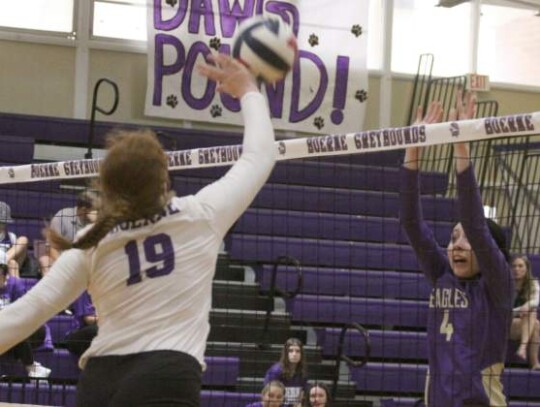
[76,190,96,209]
[47,129,172,252]
[486,218,510,262]
[0,263,8,276]
[279,337,306,380]
[512,254,534,302]
[308,382,332,406]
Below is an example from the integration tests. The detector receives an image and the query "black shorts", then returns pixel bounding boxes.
[76,350,202,407]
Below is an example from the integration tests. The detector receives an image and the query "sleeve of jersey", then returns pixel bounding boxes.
[0,249,89,355]
[456,165,513,307]
[195,91,276,235]
[399,166,447,283]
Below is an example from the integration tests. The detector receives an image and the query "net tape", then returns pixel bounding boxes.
[1,112,538,184]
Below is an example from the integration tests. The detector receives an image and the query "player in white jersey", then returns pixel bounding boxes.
[0,54,276,406]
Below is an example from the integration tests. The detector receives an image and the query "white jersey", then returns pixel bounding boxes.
[0,92,275,369]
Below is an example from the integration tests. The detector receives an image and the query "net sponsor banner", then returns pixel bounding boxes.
[1,113,539,184]
[144,0,369,134]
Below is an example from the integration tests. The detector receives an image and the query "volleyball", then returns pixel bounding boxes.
[232,15,297,83]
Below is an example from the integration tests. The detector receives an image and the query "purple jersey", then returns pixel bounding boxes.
[67,291,96,335]
[400,166,513,407]
[264,362,307,406]
[0,276,27,308]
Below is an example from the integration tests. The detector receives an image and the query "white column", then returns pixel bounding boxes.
[73,0,91,119]
[379,0,394,129]
[469,0,481,73]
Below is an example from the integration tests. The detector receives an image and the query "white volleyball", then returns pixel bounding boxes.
[232,15,297,83]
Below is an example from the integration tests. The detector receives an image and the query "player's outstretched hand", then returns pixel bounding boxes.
[197,53,258,99]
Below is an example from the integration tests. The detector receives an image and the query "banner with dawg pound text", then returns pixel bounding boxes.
[145,0,369,134]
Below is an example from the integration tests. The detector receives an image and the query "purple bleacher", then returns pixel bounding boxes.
[0,188,76,220]
[0,349,80,380]
[177,160,448,195]
[1,351,238,386]
[229,235,420,271]
[287,295,428,328]
[201,356,240,387]
[257,266,430,300]
[0,382,76,406]
[319,328,534,367]
[0,385,259,407]
[48,315,73,343]
[0,135,34,164]
[172,177,458,221]
[380,397,540,407]
[11,218,45,242]
[200,391,259,407]
[236,209,453,245]
[317,328,427,361]
[350,363,540,399]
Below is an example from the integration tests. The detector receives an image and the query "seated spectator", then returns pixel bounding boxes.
[510,254,540,369]
[246,380,285,407]
[65,291,98,357]
[39,191,97,276]
[0,201,29,277]
[0,252,51,377]
[306,383,331,407]
[264,338,308,406]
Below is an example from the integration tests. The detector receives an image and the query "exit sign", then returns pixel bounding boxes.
[467,74,490,92]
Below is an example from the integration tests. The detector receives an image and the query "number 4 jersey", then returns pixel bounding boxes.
[400,166,513,407]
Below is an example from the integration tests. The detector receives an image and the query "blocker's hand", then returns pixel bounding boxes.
[197,53,258,99]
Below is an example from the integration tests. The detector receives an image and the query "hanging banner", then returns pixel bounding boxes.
[145,0,369,134]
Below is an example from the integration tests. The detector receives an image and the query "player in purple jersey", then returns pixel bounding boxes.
[400,92,513,407]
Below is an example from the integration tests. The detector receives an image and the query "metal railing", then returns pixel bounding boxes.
[85,78,119,159]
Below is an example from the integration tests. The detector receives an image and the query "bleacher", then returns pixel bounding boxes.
[1,115,540,407]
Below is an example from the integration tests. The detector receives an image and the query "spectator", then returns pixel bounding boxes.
[0,201,29,277]
[246,380,285,407]
[65,291,98,358]
[39,191,98,276]
[264,338,308,406]
[400,92,513,406]
[510,254,540,369]
[0,251,50,378]
[306,383,331,407]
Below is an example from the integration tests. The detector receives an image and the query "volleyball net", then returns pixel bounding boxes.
[1,112,540,406]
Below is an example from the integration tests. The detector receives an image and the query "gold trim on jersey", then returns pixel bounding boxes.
[482,363,507,407]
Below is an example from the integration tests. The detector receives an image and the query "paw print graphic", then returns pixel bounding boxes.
[165,0,178,7]
[313,117,325,130]
[351,25,363,37]
[166,95,178,108]
[355,89,368,103]
[210,104,222,118]
[308,34,319,47]
[209,37,221,51]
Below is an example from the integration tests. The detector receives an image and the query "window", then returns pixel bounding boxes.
[478,4,540,87]
[391,0,471,76]
[0,0,74,33]
[367,0,384,70]
[92,0,147,41]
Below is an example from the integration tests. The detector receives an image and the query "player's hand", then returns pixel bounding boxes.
[414,101,443,126]
[197,53,258,99]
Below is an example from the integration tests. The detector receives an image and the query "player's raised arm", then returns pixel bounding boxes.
[195,54,276,234]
